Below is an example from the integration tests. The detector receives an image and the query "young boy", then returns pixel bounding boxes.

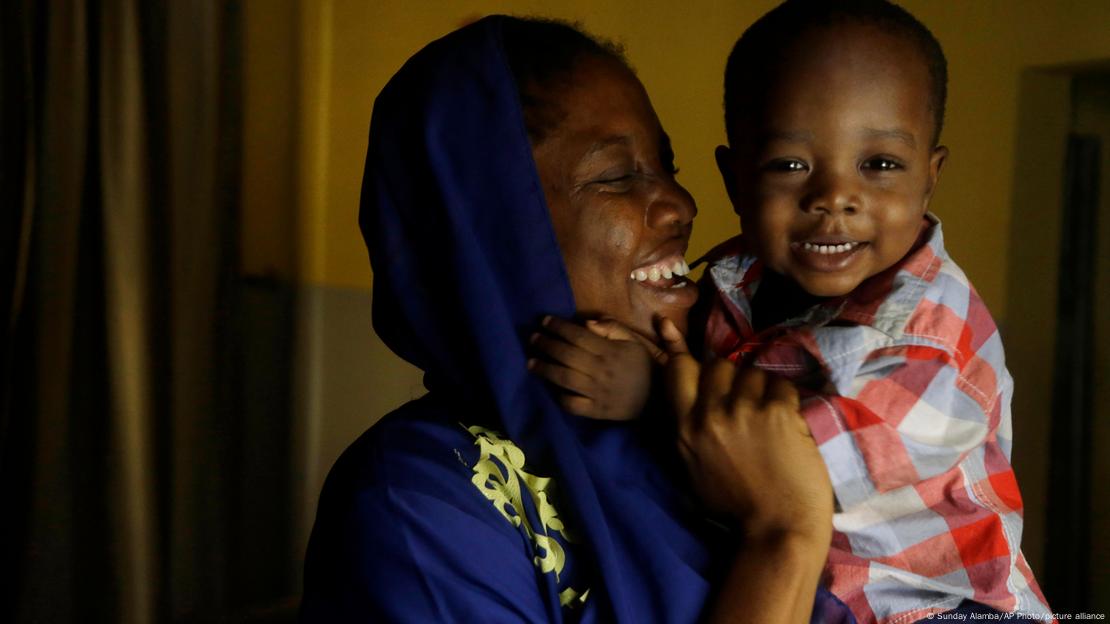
[697,1,1051,621]
[532,1,1053,622]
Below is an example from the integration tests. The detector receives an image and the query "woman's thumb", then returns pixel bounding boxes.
[658,316,697,422]
[658,317,690,356]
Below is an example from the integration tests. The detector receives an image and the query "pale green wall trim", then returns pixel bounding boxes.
[291,284,424,579]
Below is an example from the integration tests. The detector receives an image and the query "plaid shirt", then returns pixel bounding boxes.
[703,217,1052,624]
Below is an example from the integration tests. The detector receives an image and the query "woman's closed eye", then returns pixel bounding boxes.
[588,161,655,191]
[593,171,636,190]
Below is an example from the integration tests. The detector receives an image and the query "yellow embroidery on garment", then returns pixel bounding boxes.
[464,425,588,606]
[559,587,590,607]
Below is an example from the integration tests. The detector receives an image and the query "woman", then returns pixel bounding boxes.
[301,16,835,623]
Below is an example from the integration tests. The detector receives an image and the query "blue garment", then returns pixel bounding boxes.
[300,16,723,622]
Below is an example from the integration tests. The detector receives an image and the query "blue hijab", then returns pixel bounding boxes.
[302,15,723,623]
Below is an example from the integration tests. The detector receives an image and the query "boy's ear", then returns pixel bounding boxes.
[923,145,949,211]
[714,145,742,216]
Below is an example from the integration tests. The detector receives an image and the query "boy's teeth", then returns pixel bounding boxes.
[801,241,860,255]
[662,266,673,279]
[634,269,648,281]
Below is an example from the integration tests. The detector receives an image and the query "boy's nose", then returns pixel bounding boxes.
[801,172,860,216]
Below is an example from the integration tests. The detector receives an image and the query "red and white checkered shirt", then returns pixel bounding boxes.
[702,216,1052,624]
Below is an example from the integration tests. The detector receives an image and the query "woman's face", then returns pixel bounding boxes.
[532,57,698,339]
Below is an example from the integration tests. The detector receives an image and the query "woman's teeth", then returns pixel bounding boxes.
[630,259,690,282]
[798,241,862,255]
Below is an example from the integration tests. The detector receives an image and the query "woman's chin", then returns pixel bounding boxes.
[631,275,698,308]
[630,278,697,338]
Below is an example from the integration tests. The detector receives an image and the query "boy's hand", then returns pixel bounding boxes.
[528,316,657,420]
[660,318,833,543]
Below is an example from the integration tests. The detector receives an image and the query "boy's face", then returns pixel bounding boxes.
[717,23,947,297]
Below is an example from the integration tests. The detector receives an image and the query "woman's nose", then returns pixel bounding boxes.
[647,179,697,229]
[801,170,860,216]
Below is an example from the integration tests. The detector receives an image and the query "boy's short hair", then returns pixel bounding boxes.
[724,0,947,146]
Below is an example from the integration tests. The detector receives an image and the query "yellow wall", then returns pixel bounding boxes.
[278,0,1110,327]
[241,0,1110,591]
[245,0,1110,595]
[241,0,297,279]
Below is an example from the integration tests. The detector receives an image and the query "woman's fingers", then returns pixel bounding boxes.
[729,366,767,407]
[665,350,701,427]
[702,359,739,412]
[766,375,801,410]
[762,375,808,436]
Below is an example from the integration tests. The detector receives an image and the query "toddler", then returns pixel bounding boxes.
[694,1,1052,621]
[531,1,1055,622]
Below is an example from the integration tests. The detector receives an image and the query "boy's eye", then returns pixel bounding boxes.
[861,157,904,171]
[763,159,808,173]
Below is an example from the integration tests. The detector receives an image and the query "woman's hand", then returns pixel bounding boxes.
[528,316,659,420]
[660,317,832,541]
[659,317,833,624]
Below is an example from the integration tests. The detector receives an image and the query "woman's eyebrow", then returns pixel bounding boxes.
[585,136,632,156]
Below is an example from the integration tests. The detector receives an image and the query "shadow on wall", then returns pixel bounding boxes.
[1005,64,1110,615]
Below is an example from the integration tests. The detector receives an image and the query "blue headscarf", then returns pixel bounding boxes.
[353,15,720,622]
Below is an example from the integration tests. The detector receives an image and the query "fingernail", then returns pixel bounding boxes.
[541,315,552,326]
[585,319,598,326]
[526,358,536,369]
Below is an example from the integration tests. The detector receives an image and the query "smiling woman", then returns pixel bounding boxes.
[529,53,700,336]
[300,15,835,624]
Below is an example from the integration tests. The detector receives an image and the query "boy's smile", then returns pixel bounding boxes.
[717,22,947,298]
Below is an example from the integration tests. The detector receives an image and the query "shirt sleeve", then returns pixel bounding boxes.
[801,340,1008,508]
[301,479,557,623]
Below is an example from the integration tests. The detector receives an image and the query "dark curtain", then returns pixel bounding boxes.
[1045,133,1100,612]
[1,1,294,622]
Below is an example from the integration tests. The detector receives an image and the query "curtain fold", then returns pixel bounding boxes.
[99,0,159,620]
[1,1,284,622]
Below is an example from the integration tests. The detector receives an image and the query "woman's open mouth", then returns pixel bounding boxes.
[629,256,698,306]
[629,257,690,287]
